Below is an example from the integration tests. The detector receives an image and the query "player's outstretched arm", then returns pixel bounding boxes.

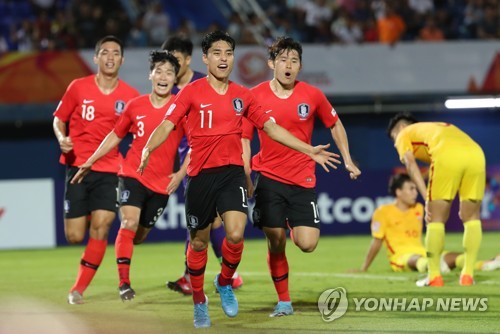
[358,237,383,272]
[330,119,361,180]
[53,117,73,153]
[138,119,175,174]
[71,131,123,184]
[262,119,341,172]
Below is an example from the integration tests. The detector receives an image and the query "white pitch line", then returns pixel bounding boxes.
[205,271,409,281]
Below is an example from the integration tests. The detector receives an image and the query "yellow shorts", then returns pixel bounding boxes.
[428,145,485,201]
[390,249,426,272]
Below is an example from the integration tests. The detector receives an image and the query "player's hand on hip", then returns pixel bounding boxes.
[310,143,341,172]
[345,163,361,180]
[59,136,73,153]
[71,162,92,184]
[138,148,150,175]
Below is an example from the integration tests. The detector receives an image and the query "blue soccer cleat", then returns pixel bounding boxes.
[269,301,294,317]
[193,295,211,328]
[214,274,238,317]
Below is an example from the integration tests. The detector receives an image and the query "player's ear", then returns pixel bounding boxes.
[267,59,274,70]
[202,53,208,65]
[186,55,192,66]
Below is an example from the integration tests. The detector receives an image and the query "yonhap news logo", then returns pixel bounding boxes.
[318,287,488,322]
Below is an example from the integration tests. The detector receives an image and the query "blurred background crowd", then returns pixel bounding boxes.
[0,0,498,52]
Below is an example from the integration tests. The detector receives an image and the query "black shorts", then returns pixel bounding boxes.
[119,177,169,228]
[252,173,320,229]
[185,165,248,231]
[64,166,119,218]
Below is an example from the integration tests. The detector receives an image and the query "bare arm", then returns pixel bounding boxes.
[138,119,176,174]
[330,118,361,179]
[360,237,383,272]
[53,117,73,153]
[403,151,427,199]
[71,131,123,183]
[262,120,341,172]
[166,150,190,195]
[241,137,254,198]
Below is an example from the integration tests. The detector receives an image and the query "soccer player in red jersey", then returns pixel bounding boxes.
[161,35,245,295]
[53,36,140,305]
[251,36,361,317]
[139,31,340,328]
[71,51,185,301]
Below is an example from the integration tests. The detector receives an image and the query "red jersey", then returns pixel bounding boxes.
[251,81,338,188]
[54,75,139,173]
[165,78,270,176]
[241,117,254,140]
[114,95,185,194]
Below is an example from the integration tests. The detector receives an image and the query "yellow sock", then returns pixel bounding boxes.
[455,254,465,268]
[416,257,428,273]
[425,222,445,280]
[462,220,482,277]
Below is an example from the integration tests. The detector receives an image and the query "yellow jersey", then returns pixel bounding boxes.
[371,202,425,258]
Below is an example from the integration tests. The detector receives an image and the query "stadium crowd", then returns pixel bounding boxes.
[0,0,498,52]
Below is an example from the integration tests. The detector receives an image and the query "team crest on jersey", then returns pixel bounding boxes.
[232,98,244,114]
[297,103,310,119]
[115,100,126,115]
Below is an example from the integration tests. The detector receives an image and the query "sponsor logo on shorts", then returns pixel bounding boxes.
[187,215,199,229]
[120,190,130,202]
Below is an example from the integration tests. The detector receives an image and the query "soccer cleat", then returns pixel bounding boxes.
[166,275,192,295]
[214,274,238,317]
[231,272,244,290]
[459,274,475,286]
[416,275,444,287]
[481,255,500,271]
[193,295,211,328]
[269,301,294,317]
[67,290,84,305]
[440,253,451,274]
[119,283,136,301]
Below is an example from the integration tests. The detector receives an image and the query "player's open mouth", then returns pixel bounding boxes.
[218,64,228,69]
[158,83,168,87]
[105,62,114,68]
[285,72,291,77]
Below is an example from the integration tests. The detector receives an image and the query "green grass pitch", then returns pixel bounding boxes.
[1,232,499,333]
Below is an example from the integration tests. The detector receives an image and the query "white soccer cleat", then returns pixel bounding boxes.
[481,255,500,271]
[67,291,84,305]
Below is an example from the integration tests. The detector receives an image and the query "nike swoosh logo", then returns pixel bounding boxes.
[265,110,272,113]
[83,99,94,104]
[314,219,320,224]
[136,115,146,119]
[200,103,212,108]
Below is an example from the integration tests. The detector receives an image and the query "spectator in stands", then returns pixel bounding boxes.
[143,1,169,46]
[418,15,445,41]
[377,4,406,45]
[476,5,499,39]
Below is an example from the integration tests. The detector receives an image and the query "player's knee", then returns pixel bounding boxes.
[190,239,209,252]
[65,232,84,244]
[225,231,244,244]
[297,240,318,253]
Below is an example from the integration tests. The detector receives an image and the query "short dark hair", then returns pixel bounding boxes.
[386,112,418,138]
[161,35,194,56]
[149,50,180,75]
[388,173,412,196]
[268,36,302,63]
[95,35,124,56]
[201,30,235,55]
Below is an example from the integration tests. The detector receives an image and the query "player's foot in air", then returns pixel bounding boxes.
[459,274,474,286]
[119,283,136,301]
[269,301,294,317]
[231,272,244,290]
[481,255,500,271]
[416,275,444,287]
[166,274,192,295]
[193,295,211,328]
[214,274,238,317]
[67,290,84,305]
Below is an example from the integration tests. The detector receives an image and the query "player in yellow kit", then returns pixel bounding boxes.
[387,112,486,287]
[358,173,499,274]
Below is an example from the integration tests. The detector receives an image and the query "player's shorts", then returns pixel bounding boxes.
[119,177,169,228]
[389,249,426,272]
[428,144,485,201]
[185,165,248,231]
[64,166,118,218]
[252,173,320,230]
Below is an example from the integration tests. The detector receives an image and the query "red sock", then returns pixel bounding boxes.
[219,238,243,286]
[70,238,107,294]
[115,228,136,286]
[187,246,207,304]
[268,251,290,302]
